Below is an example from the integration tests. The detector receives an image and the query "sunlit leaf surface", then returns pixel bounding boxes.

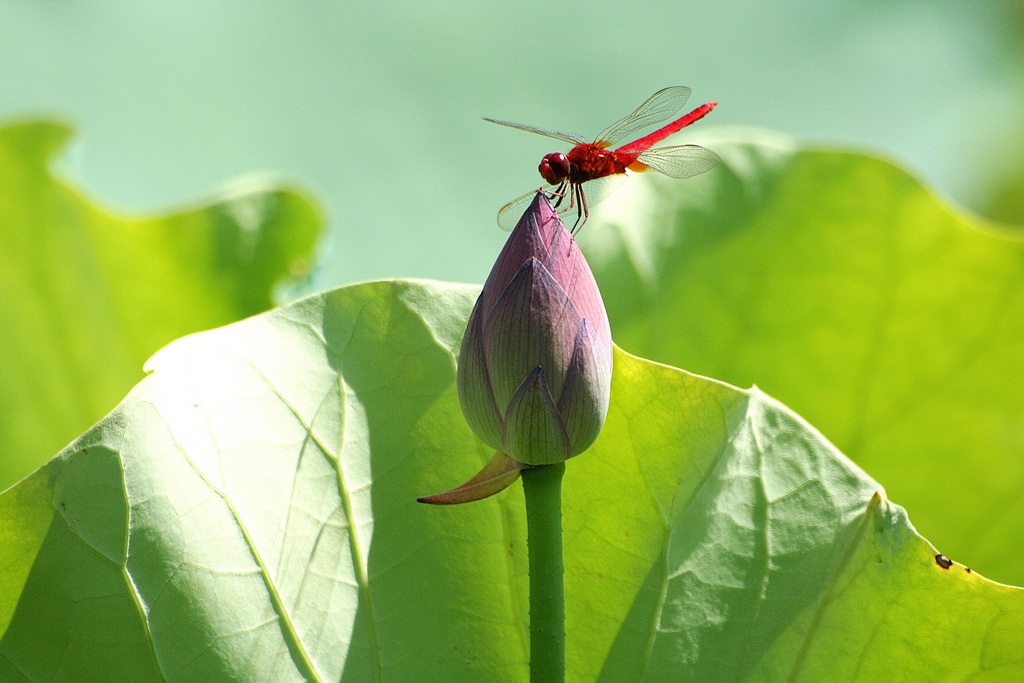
[0,120,322,489]
[585,131,1024,585]
[1,280,1020,681]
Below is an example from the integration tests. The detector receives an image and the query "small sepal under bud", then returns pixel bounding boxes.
[417,451,525,505]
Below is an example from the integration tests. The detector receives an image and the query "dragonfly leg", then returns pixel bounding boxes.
[549,182,578,238]
[548,181,569,209]
[566,183,589,235]
[573,184,590,235]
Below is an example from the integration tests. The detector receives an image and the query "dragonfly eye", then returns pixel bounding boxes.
[538,152,571,185]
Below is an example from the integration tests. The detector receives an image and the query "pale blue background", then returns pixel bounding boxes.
[2,2,1021,290]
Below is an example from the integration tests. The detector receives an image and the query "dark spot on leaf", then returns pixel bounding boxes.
[935,553,953,569]
[965,567,972,574]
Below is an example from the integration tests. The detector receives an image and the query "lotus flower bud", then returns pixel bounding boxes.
[458,192,612,466]
[418,193,612,505]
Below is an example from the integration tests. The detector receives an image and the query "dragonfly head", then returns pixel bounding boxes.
[538,152,571,185]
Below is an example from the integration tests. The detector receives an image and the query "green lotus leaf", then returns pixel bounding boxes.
[1,279,1019,681]
[0,120,322,490]
[585,130,1024,585]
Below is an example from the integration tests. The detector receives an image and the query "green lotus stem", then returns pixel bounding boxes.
[521,462,566,683]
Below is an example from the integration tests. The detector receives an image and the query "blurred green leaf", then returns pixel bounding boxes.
[0,120,322,490]
[1,279,1020,681]
[984,159,1024,226]
[584,130,1024,585]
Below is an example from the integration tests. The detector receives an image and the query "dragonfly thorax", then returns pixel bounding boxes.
[566,144,630,184]
[538,152,571,185]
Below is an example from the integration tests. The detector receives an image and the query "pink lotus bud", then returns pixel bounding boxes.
[418,193,612,505]
[458,193,612,466]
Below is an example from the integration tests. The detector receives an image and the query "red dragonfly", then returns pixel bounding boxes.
[486,86,720,232]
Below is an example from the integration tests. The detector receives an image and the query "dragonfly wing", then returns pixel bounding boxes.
[496,177,627,233]
[577,174,628,213]
[593,86,692,148]
[549,175,630,234]
[634,145,720,179]
[483,118,589,146]
[497,189,547,231]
